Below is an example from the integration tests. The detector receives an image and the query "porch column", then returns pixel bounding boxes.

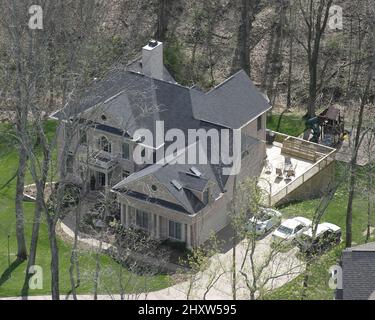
[120,204,125,226]
[156,215,160,238]
[149,213,154,237]
[181,222,185,244]
[125,205,130,227]
[186,224,192,249]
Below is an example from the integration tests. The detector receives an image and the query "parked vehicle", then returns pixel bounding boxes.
[247,208,282,235]
[272,217,312,244]
[296,222,341,257]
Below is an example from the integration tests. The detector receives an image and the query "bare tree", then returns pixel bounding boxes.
[232,0,262,75]
[229,177,304,300]
[296,0,333,118]
[345,17,375,247]
[0,0,31,262]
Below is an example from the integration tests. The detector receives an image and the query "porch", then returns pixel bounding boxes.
[120,203,193,249]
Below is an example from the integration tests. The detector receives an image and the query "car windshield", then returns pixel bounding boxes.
[258,213,271,222]
[255,209,272,222]
[277,225,293,235]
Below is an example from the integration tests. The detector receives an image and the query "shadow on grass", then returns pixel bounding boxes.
[0,259,24,287]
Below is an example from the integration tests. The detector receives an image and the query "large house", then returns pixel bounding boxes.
[53,40,271,248]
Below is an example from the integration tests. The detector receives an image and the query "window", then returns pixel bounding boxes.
[66,154,74,173]
[122,142,130,159]
[169,220,182,240]
[98,172,106,186]
[257,116,263,131]
[99,136,111,153]
[80,129,87,145]
[136,210,149,230]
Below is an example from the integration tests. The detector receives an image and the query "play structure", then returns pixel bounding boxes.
[304,106,345,147]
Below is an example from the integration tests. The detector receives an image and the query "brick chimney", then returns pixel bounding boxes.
[142,40,163,80]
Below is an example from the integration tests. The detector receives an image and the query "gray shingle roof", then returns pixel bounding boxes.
[51,68,134,119]
[126,56,177,83]
[340,242,375,300]
[53,69,270,134]
[54,61,268,215]
[113,143,224,214]
[191,70,271,129]
[54,70,203,146]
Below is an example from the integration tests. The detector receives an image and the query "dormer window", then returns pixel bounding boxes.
[99,136,111,153]
[190,166,202,177]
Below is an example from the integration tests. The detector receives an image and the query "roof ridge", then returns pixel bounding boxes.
[126,70,190,90]
[206,70,248,94]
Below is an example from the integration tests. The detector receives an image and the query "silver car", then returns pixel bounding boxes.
[247,208,283,235]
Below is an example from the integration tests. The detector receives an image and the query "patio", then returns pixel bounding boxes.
[258,131,337,206]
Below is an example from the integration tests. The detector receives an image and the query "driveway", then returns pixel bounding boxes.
[143,232,304,300]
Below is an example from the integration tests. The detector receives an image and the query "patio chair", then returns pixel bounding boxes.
[276,167,283,178]
[285,170,294,179]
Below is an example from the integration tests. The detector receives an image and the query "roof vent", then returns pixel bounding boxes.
[190,166,202,177]
[171,179,183,191]
[148,39,158,48]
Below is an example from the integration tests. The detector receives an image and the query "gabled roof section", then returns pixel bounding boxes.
[112,143,223,214]
[52,68,133,120]
[191,70,271,129]
[52,68,271,135]
[52,69,202,146]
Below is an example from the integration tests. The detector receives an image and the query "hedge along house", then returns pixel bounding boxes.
[52,40,271,248]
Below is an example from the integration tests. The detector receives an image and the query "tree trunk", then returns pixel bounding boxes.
[155,0,169,41]
[232,0,260,75]
[345,72,372,248]
[308,57,318,118]
[286,0,294,108]
[47,218,60,300]
[15,146,28,261]
[69,202,82,300]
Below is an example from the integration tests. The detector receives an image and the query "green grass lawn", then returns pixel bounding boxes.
[265,164,375,300]
[0,121,171,298]
[266,113,306,137]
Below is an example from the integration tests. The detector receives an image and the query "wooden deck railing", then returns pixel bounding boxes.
[264,131,337,206]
